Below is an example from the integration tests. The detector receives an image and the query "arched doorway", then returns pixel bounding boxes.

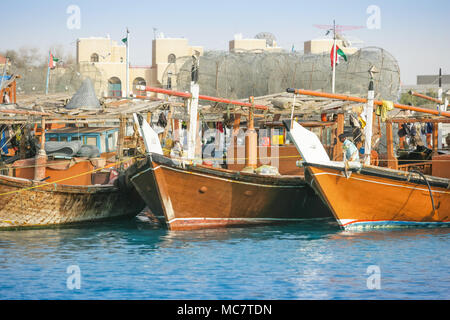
[108,77,122,97]
[90,53,99,62]
[168,54,176,63]
[132,77,146,96]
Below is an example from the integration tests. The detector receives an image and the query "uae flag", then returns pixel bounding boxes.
[49,53,59,69]
[330,44,347,68]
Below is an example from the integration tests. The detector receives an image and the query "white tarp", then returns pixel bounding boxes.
[133,113,163,155]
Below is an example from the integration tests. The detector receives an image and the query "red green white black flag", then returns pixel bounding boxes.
[330,45,347,68]
[49,53,59,69]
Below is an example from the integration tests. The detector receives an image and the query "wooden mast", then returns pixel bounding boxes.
[333,112,344,160]
[116,114,126,171]
[245,96,258,170]
[363,78,375,165]
[33,117,47,181]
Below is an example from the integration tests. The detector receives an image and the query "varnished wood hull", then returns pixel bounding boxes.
[130,154,331,230]
[305,164,450,230]
[0,174,145,229]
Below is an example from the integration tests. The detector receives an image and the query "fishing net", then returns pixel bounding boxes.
[162,47,401,102]
[8,62,103,96]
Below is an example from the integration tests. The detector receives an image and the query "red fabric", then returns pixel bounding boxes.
[217,122,224,133]
[49,53,55,69]
[330,44,340,68]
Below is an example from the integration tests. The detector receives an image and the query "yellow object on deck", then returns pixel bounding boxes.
[376,100,394,122]
[272,135,284,145]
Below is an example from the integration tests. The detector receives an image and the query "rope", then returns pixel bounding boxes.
[409,169,436,215]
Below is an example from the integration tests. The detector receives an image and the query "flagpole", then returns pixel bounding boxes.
[45,51,51,95]
[126,28,130,98]
[331,20,337,94]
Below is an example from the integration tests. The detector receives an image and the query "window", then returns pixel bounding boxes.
[168,54,176,63]
[107,134,115,152]
[90,53,99,62]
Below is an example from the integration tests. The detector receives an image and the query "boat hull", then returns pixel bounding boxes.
[0,174,145,229]
[305,164,450,230]
[130,154,331,230]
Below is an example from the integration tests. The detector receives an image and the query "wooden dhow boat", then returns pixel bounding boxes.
[0,78,152,229]
[284,85,450,230]
[0,169,144,228]
[129,101,331,230]
[0,115,145,229]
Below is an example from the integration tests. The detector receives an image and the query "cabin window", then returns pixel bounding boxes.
[60,136,68,142]
[71,136,81,141]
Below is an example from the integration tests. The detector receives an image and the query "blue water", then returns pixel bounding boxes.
[0,217,448,300]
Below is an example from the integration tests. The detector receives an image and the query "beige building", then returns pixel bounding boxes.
[152,38,203,91]
[304,39,358,55]
[229,35,282,53]
[0,54,11,69]
[77,36,203,97]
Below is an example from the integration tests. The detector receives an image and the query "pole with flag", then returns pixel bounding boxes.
[45,51,59,95]
[122,28,130,98]
[331,20,337,93]
[45,51,51,95]
[330,21,349,93]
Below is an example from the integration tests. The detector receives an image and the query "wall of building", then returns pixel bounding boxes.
[77,37,154,97]
[77,36,203,97]
[151,38,204,87]
[229,39,282,53]
[304,39,358,55]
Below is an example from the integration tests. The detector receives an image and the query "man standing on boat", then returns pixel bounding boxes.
[339,134,360,162]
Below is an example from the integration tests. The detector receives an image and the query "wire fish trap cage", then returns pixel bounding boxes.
[162,47,401,103]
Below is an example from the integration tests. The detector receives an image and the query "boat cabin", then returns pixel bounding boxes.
[46,127,119,155]
[384,117,450,179]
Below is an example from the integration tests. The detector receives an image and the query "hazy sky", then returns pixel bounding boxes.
[1,0,449,85]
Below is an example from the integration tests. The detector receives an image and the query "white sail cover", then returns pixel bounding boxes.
[132,113,163,155]
[285,120,331,164]
[285,120,361,170]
